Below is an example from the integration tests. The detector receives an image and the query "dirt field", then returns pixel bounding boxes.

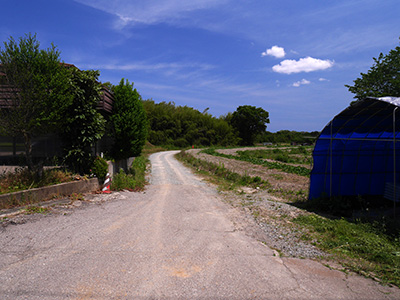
[188,147,310,203]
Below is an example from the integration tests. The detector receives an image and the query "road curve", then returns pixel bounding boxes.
[0,150,399,299]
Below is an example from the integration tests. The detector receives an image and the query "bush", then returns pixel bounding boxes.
[111,155,148,191]
[92,156,108,181]
[111,170,136,191]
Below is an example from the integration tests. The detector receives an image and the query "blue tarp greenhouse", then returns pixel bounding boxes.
[309,97,400,201]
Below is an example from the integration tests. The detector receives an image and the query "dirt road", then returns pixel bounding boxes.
[0,151,399,299]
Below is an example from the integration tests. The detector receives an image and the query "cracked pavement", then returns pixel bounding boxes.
[0,151,399,299]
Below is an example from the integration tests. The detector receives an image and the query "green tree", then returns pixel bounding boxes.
[346,40,400,101]
[230,105,270,145]
[60,68,105,174]
[0,33,71,171]
[143,100,239,147]
[111,79,148,160]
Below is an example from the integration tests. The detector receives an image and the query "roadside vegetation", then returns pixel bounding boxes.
[111,155,149,191]
[176,150,270,190]
[178,147,400,287]
[238,146,313,165]
[0,168,74,196]
[202,148,310,177]
[295,215,400,286]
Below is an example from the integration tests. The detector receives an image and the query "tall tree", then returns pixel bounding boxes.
[60,68,105,174]
[346,40,400,101]
[230,105,270,145]
[111,79,148,160]
[0,33,71,171]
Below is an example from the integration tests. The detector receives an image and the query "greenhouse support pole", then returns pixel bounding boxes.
[394,107,398,218]
[330,120,333,198]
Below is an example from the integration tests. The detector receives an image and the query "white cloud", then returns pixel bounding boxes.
[272,57,334,74]
[261,45,285,58]
[319,78,329,81]
[292,79,311,87]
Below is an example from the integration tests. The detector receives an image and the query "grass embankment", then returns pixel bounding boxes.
[176,150,270,190]
[238,146,313,165]
[111,155,149,191]
[295,215,400,287]
[0,168,75,196]
[111,142,164,191]
[178,148,400,287]
[202,148,310,177]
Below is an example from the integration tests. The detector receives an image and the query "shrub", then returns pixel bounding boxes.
[111,170,136,191]
[111,155,148,191]
[92,156,108,181]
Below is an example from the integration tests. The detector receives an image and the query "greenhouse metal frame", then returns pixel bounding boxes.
[309,97,400,212]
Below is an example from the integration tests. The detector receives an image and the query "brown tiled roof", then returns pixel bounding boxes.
[0,63,114,113]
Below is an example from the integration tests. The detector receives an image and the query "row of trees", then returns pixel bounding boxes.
[0,34,147,174]
[143,101,270,147]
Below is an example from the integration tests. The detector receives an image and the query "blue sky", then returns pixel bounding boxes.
[1,0,399,132]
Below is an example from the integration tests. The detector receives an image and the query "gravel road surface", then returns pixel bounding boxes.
[0,151,399,299]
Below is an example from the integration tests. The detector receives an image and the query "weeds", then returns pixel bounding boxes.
[176,150,270,190]
[0,168,74,195]
[111,155,148,191]
[69,193,84,201]
[202,148,310,177]
[294,215,400,286]
[25,205,50,215]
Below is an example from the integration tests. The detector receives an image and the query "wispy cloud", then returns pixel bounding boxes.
[292,79,311,87]
[74,0,229,28]
[85,61,214,72]
[272,57,334,74]
[261,46,285,58]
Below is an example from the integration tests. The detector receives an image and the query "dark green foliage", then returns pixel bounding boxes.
[91,156,108,181]
[257,130,319,144]
[238,147,313,165]
[143,100,239,147]
[229,105,270,145]
[346,39,400,101]
[60,69,105,174]
[0,33,72,171]
[110,79,148,159]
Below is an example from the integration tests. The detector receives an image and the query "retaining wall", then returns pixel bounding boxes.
[0,178,100,209]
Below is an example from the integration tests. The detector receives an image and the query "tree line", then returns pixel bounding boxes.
[142,101,274,147]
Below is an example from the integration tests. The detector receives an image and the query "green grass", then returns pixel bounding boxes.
[238,146,313,165]
[24,205,51,215]
[294,214,400,286]
[176,150,270,190]
[201,148,310,177]
[111,155,149,191]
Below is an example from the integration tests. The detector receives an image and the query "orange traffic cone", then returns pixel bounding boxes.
[102,173,111,193]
